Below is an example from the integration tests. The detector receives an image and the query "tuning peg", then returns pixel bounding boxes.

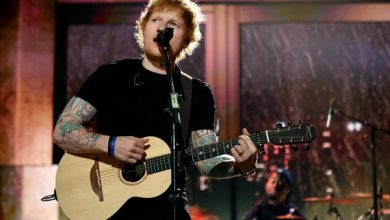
[303,143,310,151]
[291,144,298,152]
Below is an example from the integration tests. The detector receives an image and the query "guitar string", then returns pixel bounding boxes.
[98,139,243,180]
[97,127,309,180]
[100,142,295,184]
[98,137,243,174]
[98,127,309,181]
[100,137,243,174]
[99,145,228,180]
[99,134,305,179]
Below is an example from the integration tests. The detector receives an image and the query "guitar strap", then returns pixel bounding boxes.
[179,71,193,149]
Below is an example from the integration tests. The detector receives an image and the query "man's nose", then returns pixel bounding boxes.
[157,25,165,31]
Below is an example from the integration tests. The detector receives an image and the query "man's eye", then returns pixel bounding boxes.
[168,22,178,28]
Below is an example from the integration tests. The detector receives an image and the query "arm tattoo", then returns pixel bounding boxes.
[59,123,80,137]
[59,124,100,149]
[62,97,96,123]
[54,97,101,152]
[190,130,217,147]
[191,130,238,179]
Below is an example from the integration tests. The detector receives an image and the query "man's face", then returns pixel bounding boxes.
[265,172,290,202]
[143,9,188,62]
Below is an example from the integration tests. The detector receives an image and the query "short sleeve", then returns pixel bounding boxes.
[75,64,113,110]
[189,79,216,131]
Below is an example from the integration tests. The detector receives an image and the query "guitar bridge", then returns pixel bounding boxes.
[90,158,104,201]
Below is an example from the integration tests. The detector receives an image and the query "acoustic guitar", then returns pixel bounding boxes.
[55,123,315,219]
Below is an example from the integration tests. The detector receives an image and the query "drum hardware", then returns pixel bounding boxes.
[352,188,390,220]
[275,213,305,219]
[325,98,390,220]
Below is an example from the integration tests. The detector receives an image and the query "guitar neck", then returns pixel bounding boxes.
[144,123,315,175]
[144,133,265,175]
[184,133,264,163]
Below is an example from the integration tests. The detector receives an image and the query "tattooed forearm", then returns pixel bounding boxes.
[191,130,239,179]
[59,123,81,137]
[200,156,238,179]
[60,124,100,149]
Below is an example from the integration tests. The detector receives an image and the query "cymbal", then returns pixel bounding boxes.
[303,196,357,205]
[349,193,390,202]
[382,209,390,215]
[366,209,390,215]
[275,214,304,219]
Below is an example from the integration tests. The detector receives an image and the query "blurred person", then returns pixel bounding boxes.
[243,168,306,220]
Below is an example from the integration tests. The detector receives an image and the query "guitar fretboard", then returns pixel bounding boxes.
[144,133,264,175]
[143,124,314,175]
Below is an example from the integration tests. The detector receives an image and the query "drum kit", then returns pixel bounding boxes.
[298,192,390,220]
[322,99,390,220]
[269,192,390,220]
[188,191,390,220]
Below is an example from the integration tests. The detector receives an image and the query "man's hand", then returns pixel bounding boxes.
[231,128,258,173]
[113,136,150,164]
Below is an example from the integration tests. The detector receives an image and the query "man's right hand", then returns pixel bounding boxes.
[112,136,149,164]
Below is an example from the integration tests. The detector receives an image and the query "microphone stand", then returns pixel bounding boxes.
[160,43,183,220]
[327,191,343,220]
[328,203,343,220]
[331,108,390,220]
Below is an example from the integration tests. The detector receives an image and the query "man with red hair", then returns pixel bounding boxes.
[53,1,258,219]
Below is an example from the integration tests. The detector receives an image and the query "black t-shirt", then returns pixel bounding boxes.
[76,58,215,142]
[75,58,216,219]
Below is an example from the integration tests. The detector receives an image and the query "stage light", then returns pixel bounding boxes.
[346,121,363,132]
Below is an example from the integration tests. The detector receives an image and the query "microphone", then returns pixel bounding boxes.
[154,27,174,47]
[326,97,337,128]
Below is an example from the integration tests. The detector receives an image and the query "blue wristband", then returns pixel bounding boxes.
[108,136,117,157]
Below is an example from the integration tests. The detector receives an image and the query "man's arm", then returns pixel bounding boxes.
[53,97,147,164]
[53,97,106,153]
[191,129,257,179]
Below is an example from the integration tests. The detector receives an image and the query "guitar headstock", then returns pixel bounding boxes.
[267,122,316,145]
[252,122,316,154]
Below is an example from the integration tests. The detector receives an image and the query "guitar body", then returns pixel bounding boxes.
[55,136,171,220]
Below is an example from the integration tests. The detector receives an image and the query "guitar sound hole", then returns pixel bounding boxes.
[121,162,146,182]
